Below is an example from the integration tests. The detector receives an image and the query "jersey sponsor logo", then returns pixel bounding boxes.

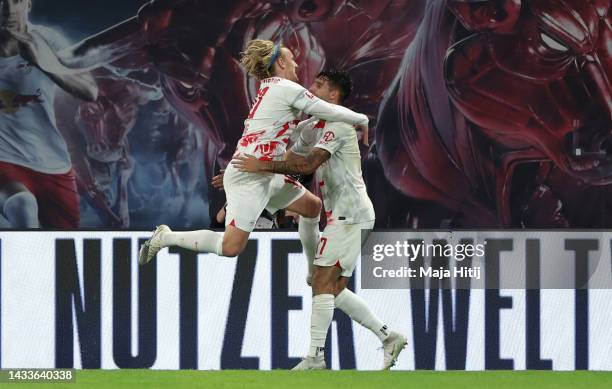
[0,89,44,114]
[304,91,315,99]
[320,131,335,144]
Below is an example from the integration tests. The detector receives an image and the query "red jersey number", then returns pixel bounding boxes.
[248,87,270,119]
[317,237,328,256]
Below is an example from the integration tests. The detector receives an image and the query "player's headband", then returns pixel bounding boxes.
[267,44,281,71]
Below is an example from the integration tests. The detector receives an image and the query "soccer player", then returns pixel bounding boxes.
[232,70,407,370]
[139,39,369,263]
[0,0,98,228]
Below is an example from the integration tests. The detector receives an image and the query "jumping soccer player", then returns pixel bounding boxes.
[0,0,98,228]
[139,39,369,264]
[232,70,407,370]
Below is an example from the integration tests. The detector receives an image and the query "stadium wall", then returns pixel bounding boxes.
[1,231,611,370]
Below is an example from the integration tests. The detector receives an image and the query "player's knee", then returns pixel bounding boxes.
[3,191,37,214]
[221,241,243,257]
[304,196,322,218]
[311,271,335,295]
[2,191,39,227]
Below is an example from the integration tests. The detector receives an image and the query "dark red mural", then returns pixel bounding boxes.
[2,0,609,228]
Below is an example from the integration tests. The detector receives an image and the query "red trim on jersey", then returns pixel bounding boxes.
[239,130,265,147]
[229,219,236,227]
[254,141,281,160]
[334,260,342,269]
[315,120,326,129]
[275,120,297,139]
[319,180,325,187]
[275,122,290,139]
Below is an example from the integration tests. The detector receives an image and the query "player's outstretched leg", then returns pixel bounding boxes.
[139,224,249,264]
[334,286,407,369]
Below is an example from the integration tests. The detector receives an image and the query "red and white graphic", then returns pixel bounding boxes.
[320,131,335,144]
[239,130,265,147]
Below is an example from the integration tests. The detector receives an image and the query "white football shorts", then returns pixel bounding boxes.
[223,164,306,232]
[313,220,375,277]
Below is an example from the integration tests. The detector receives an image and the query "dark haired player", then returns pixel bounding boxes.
[233,70,407,370]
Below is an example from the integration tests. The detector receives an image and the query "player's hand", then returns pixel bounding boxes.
[294,117,319,133]
[231,154,265,173]
[356,124,369,147]
[211,169,225,190]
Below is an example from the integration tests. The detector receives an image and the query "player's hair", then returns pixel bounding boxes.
[240,39,282,81]
[316,69,353,103]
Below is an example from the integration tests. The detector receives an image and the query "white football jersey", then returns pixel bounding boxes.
[0,26,72,174]
[312,120,375,225]
[235,77,368,161]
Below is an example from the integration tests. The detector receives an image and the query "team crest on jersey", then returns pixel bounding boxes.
[304,91,314,99]
[321,131,335,144]
[0,89,44,114]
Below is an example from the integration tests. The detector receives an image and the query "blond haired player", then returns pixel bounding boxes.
[140,40,369,271]
[233,70,407,370]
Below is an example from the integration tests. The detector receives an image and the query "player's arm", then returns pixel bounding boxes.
[285,83,369,145]
[285,117,320,161]
[233,147,331,176]
[10,29,98,102]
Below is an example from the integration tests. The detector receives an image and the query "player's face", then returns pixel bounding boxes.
[0,0,30,32]
[309,77,333,102]
[280,47,299,82]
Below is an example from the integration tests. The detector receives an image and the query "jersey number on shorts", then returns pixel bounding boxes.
[317,237,328,255]
[248,87,270,119]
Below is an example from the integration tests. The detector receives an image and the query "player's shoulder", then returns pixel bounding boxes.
[277,78,302,89]
[279,78,310,94]
[324,121,354,136]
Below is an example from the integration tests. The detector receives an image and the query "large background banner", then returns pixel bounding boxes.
[1,231,612,370]
[3,0,608,229]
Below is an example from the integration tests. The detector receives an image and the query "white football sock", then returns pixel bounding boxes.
[335,288,390,342]
[308,294,334,357]
[298,215,320,275]
[161,230,223,256]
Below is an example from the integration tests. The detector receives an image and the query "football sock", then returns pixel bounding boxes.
[335,288,390,342]
[161,230,224,256]
[298,215,320,275]
[309,294,334,357]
